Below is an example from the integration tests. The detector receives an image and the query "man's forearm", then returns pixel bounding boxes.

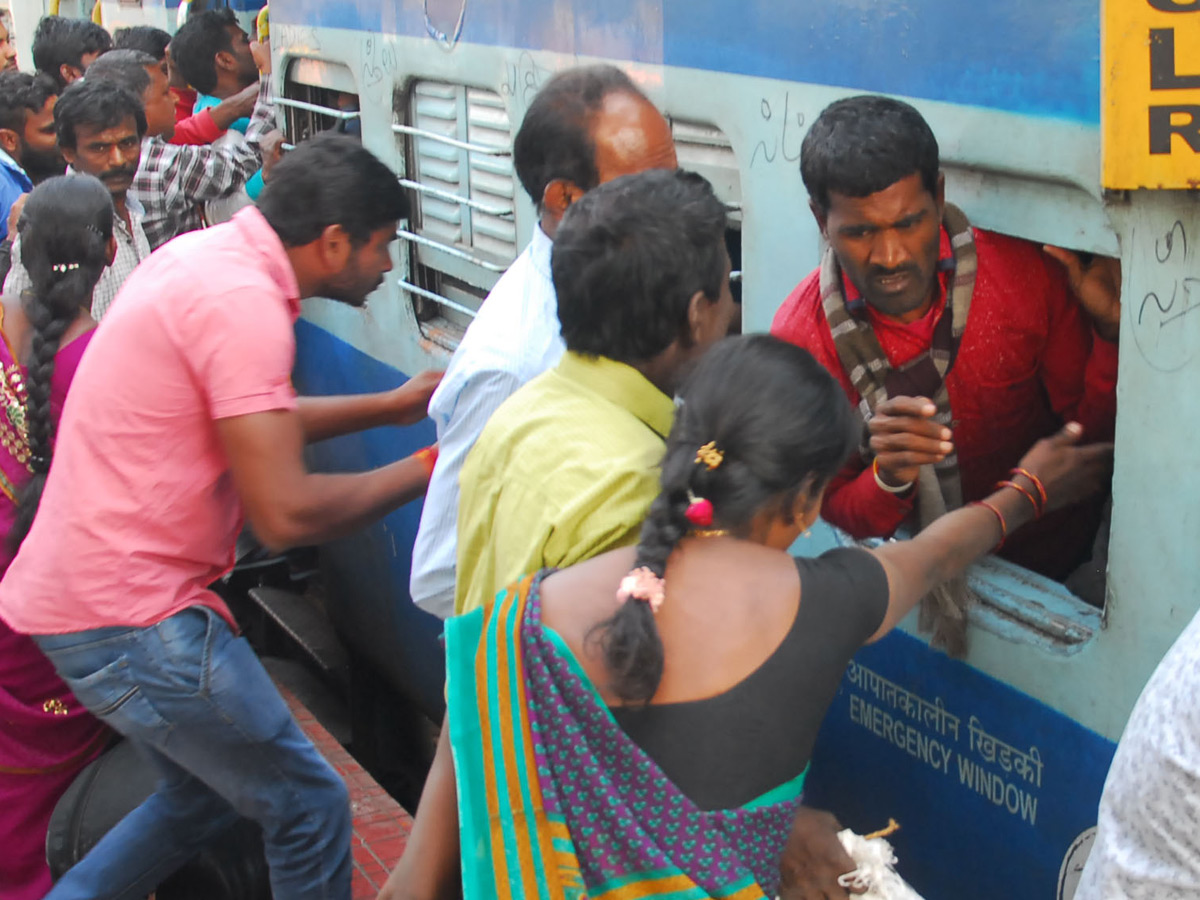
[255,455,430,551]
[297,393,400,443]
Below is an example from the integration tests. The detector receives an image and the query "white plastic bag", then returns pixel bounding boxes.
[834,827,925,900]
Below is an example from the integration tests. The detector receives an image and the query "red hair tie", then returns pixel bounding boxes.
[685,489,714,527]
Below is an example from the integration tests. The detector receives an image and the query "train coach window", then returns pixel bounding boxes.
[279,60,361,147]
[670,120,743,307]
[394,81,517,346]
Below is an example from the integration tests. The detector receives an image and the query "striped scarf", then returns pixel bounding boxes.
[820,203,978,656]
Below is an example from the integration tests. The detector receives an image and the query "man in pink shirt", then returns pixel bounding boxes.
[0,134,440,900]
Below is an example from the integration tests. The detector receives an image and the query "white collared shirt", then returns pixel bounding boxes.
[410,225,563,618]
[4,189,151,320]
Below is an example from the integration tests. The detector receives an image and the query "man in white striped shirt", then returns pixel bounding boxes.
[410,64,678,618]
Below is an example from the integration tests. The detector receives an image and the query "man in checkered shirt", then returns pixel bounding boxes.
[85,47,279,252]
[3,80,151,320]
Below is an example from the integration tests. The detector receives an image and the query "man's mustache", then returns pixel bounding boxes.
[868,264,920,280]
[98,166,137,182]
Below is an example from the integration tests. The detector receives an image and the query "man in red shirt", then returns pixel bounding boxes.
[771,95,1119,588]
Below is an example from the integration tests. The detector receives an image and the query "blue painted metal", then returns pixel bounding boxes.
[805,631,1116,898]
[139,0,264,11]
[292,319,446,718]
[272,0,1100,122]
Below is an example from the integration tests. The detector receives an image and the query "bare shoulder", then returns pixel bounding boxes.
[540,547,637,634]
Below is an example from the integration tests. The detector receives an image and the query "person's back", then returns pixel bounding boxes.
[452,168,736,616]
[537,336,884,811]
[542,537,888,810]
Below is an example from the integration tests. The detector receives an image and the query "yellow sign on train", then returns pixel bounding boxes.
[1104,0,1200,189]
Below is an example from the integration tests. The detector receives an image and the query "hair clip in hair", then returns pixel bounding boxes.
[616,567,665,613]
[50,263,80,274]
[695,441,724,470]
[685,488,714,527]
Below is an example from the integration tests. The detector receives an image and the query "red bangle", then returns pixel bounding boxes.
[996,480,1042,519]
[1009,467,1048,510]
[414,444,438,477]
[969,500,1007,550]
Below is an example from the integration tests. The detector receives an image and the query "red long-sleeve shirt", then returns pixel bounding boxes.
[771,226,1117,579]
[168,86,227,147]
[170,108,223,146]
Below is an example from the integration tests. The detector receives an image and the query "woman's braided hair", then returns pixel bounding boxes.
[8,175,113,552]
[589,335,859,705]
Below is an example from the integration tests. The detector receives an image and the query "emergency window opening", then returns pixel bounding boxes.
[280,64,362,149]
[831,236,1119,653]
[962,237,1117,641]
[821,166,1123,649]
[396,81,518,348]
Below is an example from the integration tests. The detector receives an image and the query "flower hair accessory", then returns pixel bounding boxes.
[685,488,714,527]
[695,441,724,470]
[616,567,665,613]
[51,263,80,274]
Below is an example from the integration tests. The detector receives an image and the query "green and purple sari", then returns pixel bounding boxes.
[446,571,807,900]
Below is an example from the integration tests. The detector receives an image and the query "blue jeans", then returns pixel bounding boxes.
[34,606,351,900]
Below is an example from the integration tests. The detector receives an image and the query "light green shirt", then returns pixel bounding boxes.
[454,351,674,616]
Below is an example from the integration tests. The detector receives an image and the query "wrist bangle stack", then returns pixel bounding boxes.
[969,499,1007,550]
[1010,467,1048,510]
[414,444,438,477]
[996,480,1042,519]
[873,458,913,494]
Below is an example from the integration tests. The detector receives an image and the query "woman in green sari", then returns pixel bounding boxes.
[382,334,1110,900]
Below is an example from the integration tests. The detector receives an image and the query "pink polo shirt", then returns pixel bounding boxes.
[0,207,300,634]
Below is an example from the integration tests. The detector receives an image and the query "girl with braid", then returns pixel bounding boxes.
[393,334,1112,900]
[0,175,114,900]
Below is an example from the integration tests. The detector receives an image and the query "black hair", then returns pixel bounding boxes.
[8,175,113,552]
[169,8,238,95]
[55,80,147,151]
[552,168,727,364]
[591,334,859,704]
[512,64,642,207]
[32,16,112,89]
[0,71,58,135]
[800,95,940,214]
[258,133,408,246]
[83,49,157,98]
[113,26,172,61]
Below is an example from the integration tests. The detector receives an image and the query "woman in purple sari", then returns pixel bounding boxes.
[0,175,115,900]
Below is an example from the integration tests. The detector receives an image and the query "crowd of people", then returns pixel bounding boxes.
[0,8,1189,900]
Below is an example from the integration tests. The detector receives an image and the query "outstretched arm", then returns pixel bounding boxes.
[378,722,461,900]
[297,370,442,443]
[216,406,432,552]
[868,422,1113,641]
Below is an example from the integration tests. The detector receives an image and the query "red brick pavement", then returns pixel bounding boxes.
[278,687,413,900]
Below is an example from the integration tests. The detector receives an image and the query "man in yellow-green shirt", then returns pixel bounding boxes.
[454,168,737,615]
